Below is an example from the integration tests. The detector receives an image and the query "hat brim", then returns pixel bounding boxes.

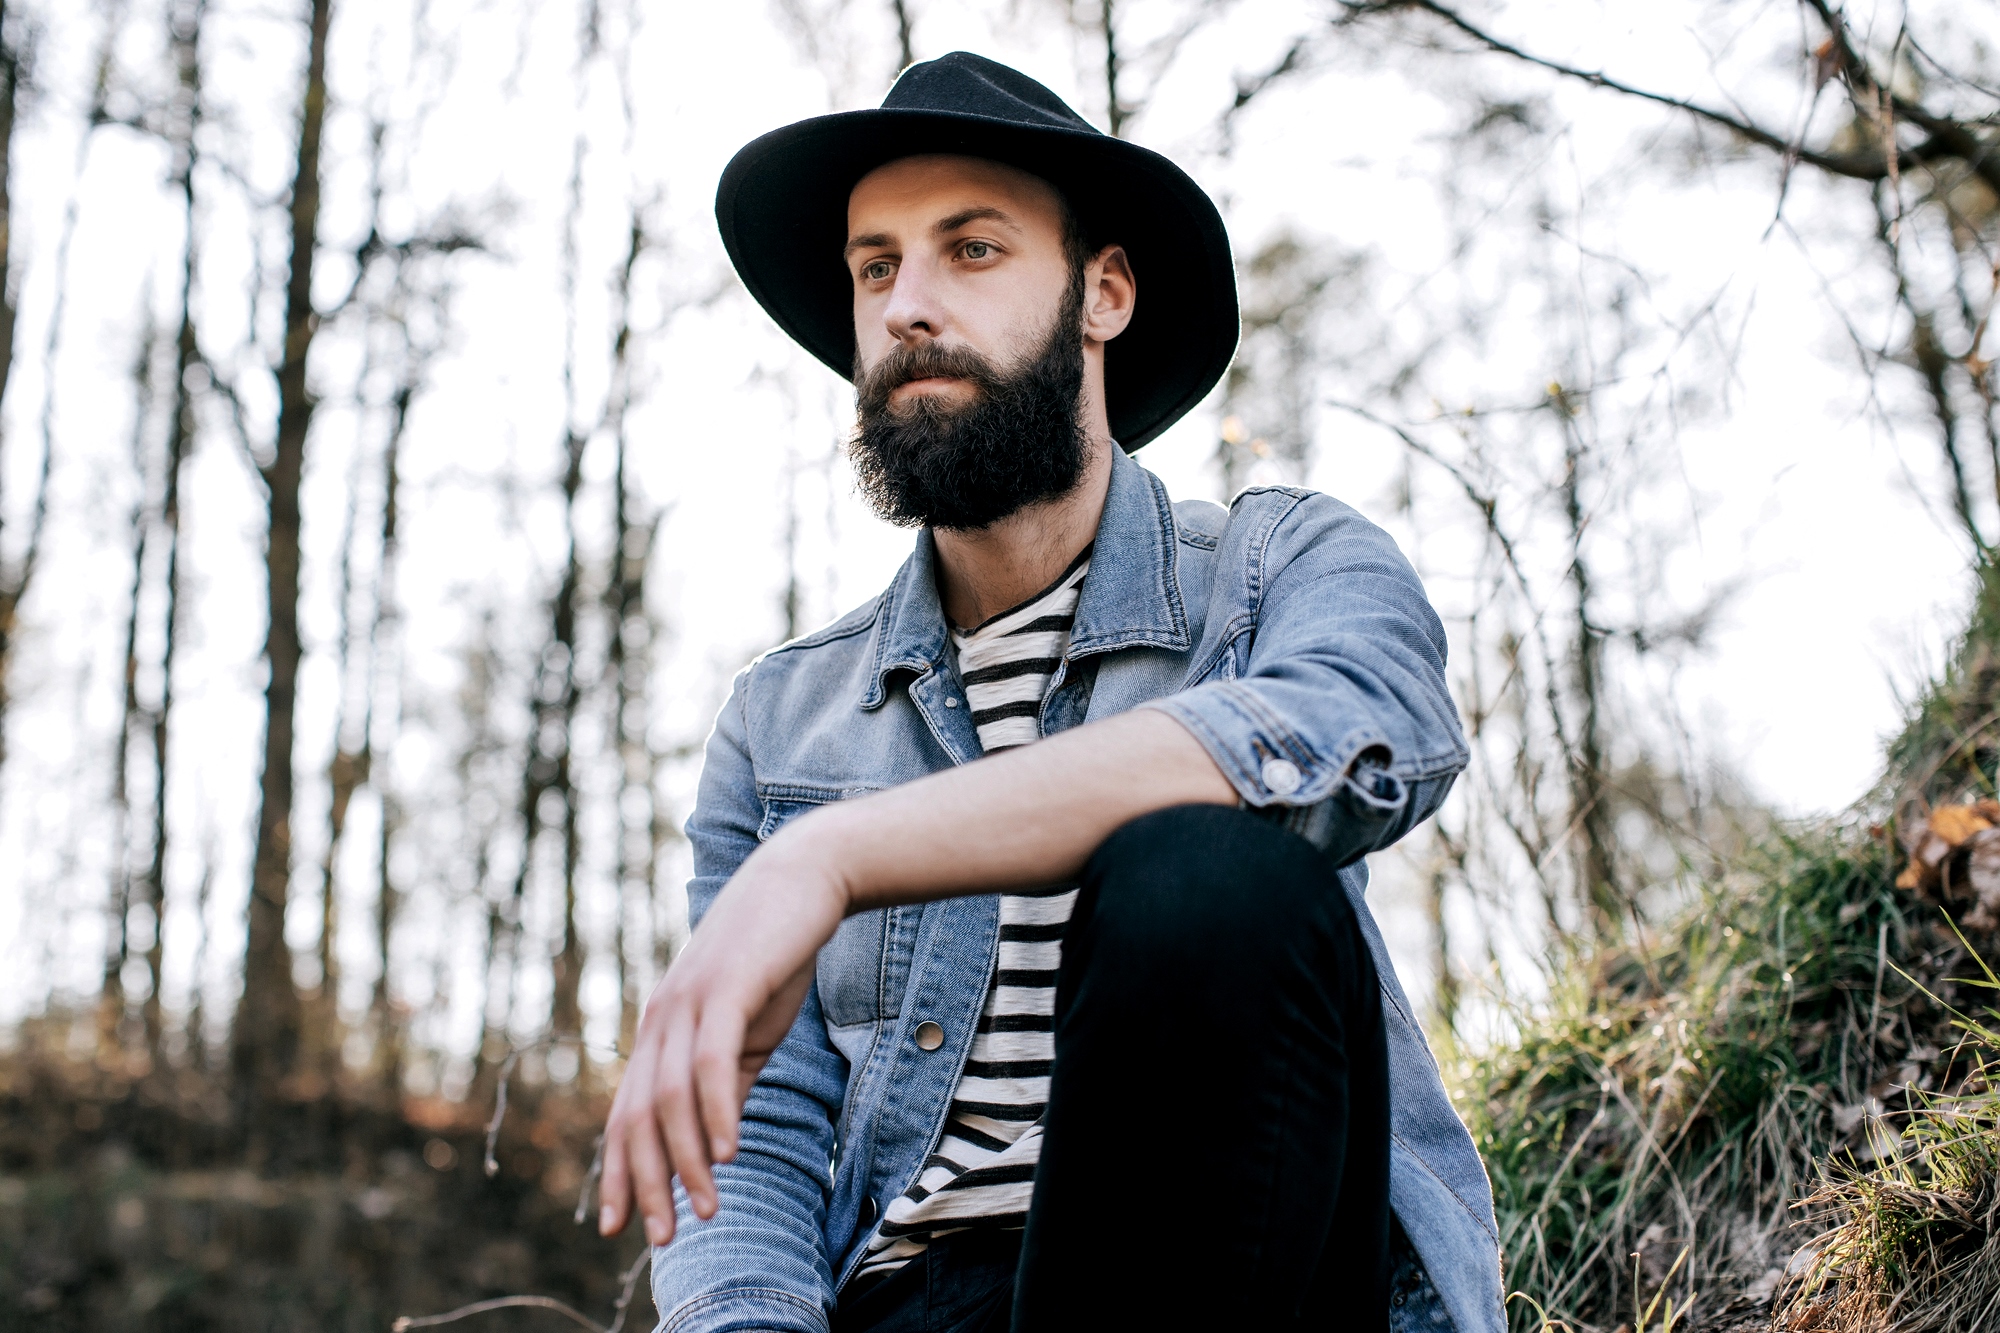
[715,108,1238,451]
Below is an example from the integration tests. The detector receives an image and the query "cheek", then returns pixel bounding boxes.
[988,268,1070,349]
[853,299,893,369]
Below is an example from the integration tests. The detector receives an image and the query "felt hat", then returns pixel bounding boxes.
[715,52,1238,451]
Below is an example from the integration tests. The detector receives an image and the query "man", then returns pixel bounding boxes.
[599,53,1503,1333]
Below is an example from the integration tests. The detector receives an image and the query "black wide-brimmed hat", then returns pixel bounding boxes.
[716,52,1238,451]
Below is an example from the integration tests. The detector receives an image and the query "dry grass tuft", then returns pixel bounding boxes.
[1776,978,2000,1333]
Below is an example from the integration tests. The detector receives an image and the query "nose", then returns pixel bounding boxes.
[880,252,944,347]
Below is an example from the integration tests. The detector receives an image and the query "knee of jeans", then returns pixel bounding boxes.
[1082,804,1363,973]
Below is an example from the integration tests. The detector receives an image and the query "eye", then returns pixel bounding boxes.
[862,259,895,281]
[961,240,992,260]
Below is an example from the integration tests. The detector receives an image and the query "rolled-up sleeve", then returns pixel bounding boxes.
[1143,489,1467,863]
[651,669,847,1333]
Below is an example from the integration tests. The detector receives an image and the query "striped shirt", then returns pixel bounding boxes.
[856,547,1091,1276]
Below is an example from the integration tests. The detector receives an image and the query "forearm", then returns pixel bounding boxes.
[773,708,1234,914]
[600,710,1234,1241]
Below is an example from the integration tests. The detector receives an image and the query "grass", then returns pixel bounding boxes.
[1775,947,2000,1333]
[1465,567,2000,1333]
[1459,828,1952,1331]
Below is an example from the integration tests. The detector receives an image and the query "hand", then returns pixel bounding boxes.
[597,821,849,1245]
[595,710,1234,1245]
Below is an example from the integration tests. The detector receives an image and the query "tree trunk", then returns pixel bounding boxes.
[141,2,205,1062]
[234,0,331,1126]
[545,423,587,1049]
[101,327,159,1058]
[371,786,400,1095]
[366,383,408,1096]
[1559,421,1620,938]
[1099,0,1125,137]
[891,0,915,70]
[605,214,649,1053]
[0,0,29,773]
[541,128,591,1056]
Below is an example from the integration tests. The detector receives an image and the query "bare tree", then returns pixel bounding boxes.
[1334,0,2000,560]
[1215,232,1351,494]
[366,372,412,1095]
[604,210,663,1051]
[0,0,39,771]
[890,0,914,71]
[102,311,159,1058]
[130,0,206,1065]
[233,0,332,1125]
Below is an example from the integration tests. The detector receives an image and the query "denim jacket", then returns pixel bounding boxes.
[652,446,1503,1333]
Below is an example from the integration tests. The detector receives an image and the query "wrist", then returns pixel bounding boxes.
[766,800,868,917]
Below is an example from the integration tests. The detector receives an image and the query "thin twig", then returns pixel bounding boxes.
[575,1131,605,1224]
[393,1296,607,1332]
[482,1046,523,1176]
[480,1035,622,1176]
[389,1241,651,1333]
[604,1248,652,1333]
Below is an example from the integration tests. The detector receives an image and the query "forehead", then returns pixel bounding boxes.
[846,154,1064,236]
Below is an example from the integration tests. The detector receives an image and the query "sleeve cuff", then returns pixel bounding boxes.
[1140,682,1390,808]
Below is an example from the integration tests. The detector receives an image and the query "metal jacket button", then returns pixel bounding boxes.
[913,1020,945,1051]
[1261,757,1302,795]
[860,1195,878,1226]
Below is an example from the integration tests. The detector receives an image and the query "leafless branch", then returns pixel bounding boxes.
[1336,0,1982,189]
[391,1224,650,1333]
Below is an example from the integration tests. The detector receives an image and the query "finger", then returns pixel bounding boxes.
[598,1018,665,1237]
[694,1006,749,1164]
[626,1109,678,1248]
[657,1010,719,1219]
[598,1120,631,1236]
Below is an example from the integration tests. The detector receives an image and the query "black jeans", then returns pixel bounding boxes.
[834,805,1392,1333]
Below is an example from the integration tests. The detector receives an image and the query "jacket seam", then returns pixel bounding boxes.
[661,1287,829,1333]
[764,598,884,658]
[1147,697,1257,796]
[1392,1129,1499,1243]
[756,782,882,804]
[1178,616,1254,690]
[1143,468,1192,644]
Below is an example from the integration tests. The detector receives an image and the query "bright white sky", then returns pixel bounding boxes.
[0,0,1973,1043]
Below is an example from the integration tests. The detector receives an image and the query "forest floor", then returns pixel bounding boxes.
[0,1046,654,1333]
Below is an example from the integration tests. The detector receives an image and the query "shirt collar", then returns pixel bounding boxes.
[862,446,1190,710]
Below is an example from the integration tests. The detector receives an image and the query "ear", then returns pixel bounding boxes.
[1081,244,1135,344]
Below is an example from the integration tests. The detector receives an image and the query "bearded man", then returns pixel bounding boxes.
[597,53,1503,1333]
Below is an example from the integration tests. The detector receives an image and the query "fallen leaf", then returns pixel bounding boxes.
[1929,804,1991,846]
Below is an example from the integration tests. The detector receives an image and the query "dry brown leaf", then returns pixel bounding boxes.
[1928,804,1991,846]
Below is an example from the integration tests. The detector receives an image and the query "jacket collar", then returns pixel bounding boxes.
[862,446,1190,709]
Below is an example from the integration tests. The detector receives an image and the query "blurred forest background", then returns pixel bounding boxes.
[3,1,2000,1330]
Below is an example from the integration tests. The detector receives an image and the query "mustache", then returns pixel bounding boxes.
[854,342,1006,416]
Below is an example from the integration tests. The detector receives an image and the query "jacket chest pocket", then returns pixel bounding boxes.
[759,791,911,1029]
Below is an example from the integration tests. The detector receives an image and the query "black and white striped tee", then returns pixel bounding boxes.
[856,546,1091,1277]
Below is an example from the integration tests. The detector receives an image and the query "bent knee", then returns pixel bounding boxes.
[1081,804,1362,963]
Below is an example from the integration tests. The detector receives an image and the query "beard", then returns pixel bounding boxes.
[849,279,1089,532]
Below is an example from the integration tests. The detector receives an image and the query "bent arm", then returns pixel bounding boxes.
[798,706,1235,911]
[600,707,1234,1250]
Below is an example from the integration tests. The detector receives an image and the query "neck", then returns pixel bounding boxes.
[933,436,1112,628]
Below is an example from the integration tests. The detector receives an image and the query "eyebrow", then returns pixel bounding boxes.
[843,206,1026,259]
[933,205,1022,236]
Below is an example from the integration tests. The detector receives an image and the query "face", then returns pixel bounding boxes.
[843,155,1095,530]
[846,154,1077,403]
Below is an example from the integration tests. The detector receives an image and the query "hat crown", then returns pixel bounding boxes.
[883,52,1100,136]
